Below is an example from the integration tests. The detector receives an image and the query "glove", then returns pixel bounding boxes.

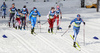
[60,16,62,19]
[39,15,41,17]
[83,22,85,25]
[49,19,51,21]
[38,21,40,23]
[29,21,31,24]
[68,25,71,28]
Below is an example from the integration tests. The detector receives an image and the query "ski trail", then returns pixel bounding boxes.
[18,30,66,53]
[8,30,41,53]
[36,34,66,53]
[61,36,89,53]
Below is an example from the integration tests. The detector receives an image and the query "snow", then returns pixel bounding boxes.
[0,0,100,53]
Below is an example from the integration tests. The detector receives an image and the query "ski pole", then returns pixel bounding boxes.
[37,20,41,33]
[26,21,29,30]
[55,19,57,34]
[42,21,48,25]
[83,25,85,46]
[36,20,38,28]
[39,22,41,33]
[61,28,69,36]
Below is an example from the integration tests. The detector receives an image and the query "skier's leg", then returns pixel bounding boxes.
[2,10,4,18]
[15,19,18,29]
[76,28,80,35]
[57,15,59,29]
[18,20,21,29]
[4,10,6,18]
[31,17,36,34]
[20,17,23,30]
[12,14,15,28]
[74,29,77,42]
[48,19,51,33]
[73,29,77,47]
[9,13,13,27]
[23,17,26,30]
[51,19,54,33]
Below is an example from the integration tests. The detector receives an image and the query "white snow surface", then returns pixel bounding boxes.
[0,0,100,53]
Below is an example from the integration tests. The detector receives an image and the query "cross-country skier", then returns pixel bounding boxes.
[29,8,41,34]
[29,7,36,22]
[68,14,85,47]
[22,5,29,26]
[47,7,56,33]
[8,3,17,27]
[15,9,21,29]
[56,5,62,30]
[19,8,28,30]
[1,2,7,18]
[22,5,29,18]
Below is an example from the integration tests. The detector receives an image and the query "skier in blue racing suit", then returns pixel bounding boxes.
[29,8,41,34]
[1,2,7,18]
[68,14,85,47]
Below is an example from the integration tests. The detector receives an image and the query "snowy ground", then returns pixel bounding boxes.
[0,0,100,53]
[1,12,100,53]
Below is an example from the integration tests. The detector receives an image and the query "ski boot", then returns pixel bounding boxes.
[2,16,3,19]
[8,22,10,27]
[73,35,74,39]
[18,26,20,29]
[4,16,5,18]
[48,29,50,33]
[51,28,53,33]
[13,24,15,28]
[57,26,59,30]
[20,26,22,30]
[23,26,26,30]
[73,42,76,48]
[31,28,34,34]
[15,26,17,29]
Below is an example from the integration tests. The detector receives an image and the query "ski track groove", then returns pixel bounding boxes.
[36,34,66,53]
[17,30,66,53]
[5,28,41,53]
[32,31,87,53]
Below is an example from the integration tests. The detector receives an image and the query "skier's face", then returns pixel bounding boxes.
[51,9,55,12]
[12,5,15,8]
[77,17,80,20]
[35,11,37,13]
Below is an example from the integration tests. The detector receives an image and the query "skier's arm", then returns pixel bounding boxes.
[0,5,2,11]
[26,8,29,16]
[29,12,33,21]
[15,7,17,12]
[47,11,50,19]
[69,19,75,28]
[70,19,75,25]
[9,8,11,12]
[81,18,85,25]
[37,11,41,17]
[1,5,3,8]
[6,4,7,8]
